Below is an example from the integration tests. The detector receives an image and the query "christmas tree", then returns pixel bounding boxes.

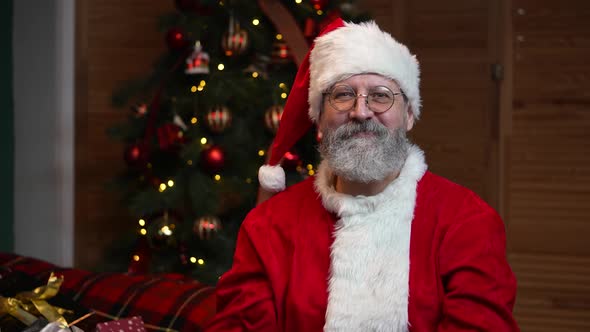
[107,0,368,285]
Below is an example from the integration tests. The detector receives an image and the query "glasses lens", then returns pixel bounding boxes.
[368,86,395,113]
[329,86,356,111]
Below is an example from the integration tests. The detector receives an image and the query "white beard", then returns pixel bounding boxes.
[319,120,411,183]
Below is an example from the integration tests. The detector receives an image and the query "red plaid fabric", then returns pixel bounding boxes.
[0,253,216,331]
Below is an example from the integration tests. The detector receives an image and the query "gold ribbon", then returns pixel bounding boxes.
[0,296,38,326]
[0,272,70,327]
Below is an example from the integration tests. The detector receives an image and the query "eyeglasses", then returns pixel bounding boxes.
[323,85,404,113]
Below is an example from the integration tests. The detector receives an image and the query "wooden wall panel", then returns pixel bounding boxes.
[74,0,174,269]
[509,0,590,330]
[403,0,500,207]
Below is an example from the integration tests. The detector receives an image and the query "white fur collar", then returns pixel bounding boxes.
[314,145,427,332]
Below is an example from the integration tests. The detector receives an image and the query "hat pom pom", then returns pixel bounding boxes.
[258,165,286,193]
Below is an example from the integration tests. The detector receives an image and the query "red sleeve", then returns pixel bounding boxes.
[437,194,519,332]
[205,217,278,332]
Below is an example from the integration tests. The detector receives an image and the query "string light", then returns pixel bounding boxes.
[191,117,197,124]
[295,0,302,3]
[246,178,252,184]
[200,137,208,145]
[214,174,221,181]
[281,92,288,99]
[258,149,265,156]
[279,83,287,89]
[190,257,197,263]
[187,160,193,165]
[252,71,259,78]
[198,259,205,265]
[133,255,140,261]
[317,10,323,15]
[308,170,315,176]
[161,225,172,236]
[167,180,174,187]
[190,85,197,93]
[306,164,313,170]
[252,18,260,26]
[276,34,283,40]
[138,219,146,226]
[197,85,204,91]
[218,63,225,71]
[159,183,167,192]
[139,228,147,235]
[199,80,206,87]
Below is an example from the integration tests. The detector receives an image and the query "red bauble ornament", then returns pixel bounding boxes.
[271,40,292,65]
[124,143,150,168]
[264,104,284,134]
[310,0,328,10]
[206,105,232,134]
[282,151,301,170]
[193,215,222,240]
[222,16,248,56]
[200,145,225,173]
[166,27,190,52]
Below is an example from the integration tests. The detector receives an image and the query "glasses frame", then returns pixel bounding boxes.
[323,84,405,113]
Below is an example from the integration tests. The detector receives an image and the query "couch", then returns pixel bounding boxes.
[0,252,217,331]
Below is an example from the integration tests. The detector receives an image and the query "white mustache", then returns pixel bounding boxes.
[333,121,389,140]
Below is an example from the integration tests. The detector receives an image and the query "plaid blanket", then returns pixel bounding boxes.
[0,253,216,331]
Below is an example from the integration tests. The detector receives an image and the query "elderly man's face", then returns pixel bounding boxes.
[319,73,414,133]
[318,74,414,183]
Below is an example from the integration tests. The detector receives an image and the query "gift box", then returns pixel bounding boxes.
[96,316,145,332]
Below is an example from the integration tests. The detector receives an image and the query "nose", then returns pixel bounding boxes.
[349,95,373,121]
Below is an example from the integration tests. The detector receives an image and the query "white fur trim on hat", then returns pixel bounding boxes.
[258,164,286,193]
[309,21,421,123]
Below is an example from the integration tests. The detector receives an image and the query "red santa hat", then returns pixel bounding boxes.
[258,20,421,193]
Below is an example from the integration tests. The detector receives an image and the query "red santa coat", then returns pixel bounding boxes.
[206,147,518,331]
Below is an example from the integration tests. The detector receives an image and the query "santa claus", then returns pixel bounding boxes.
[206,19,518,332]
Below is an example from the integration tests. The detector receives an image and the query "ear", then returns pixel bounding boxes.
[405,107,415,131]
